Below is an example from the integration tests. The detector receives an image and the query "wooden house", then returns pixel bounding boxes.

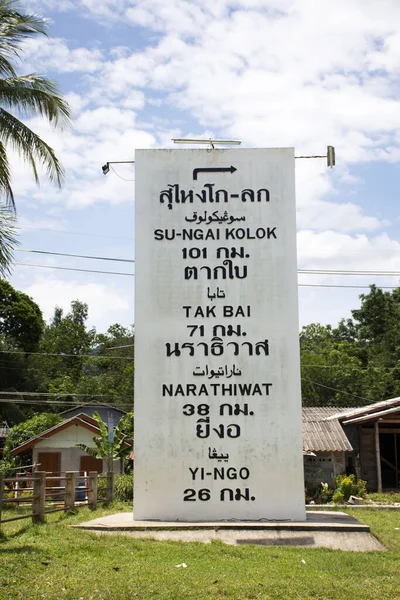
[303,398,400,493]
[11,413,130,475]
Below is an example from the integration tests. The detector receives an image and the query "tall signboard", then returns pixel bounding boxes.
[134,148,305,521]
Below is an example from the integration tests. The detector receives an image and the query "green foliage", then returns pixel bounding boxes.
[80,324,134,403]
[0,280,45,422]
[300,285,400,406]
[76,411,131,472]
[331,490,345,504]
[28,300,96,396]
[332,474,367,503]
[114,473,133,502]
[319,481,334,503]
[3,412,62,454]
[26,309,134,414]
[0,279,44,351]
[1,412,62,472]
[0,292,133,422]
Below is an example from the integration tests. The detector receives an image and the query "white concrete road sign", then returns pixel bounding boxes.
[134,148,305,521]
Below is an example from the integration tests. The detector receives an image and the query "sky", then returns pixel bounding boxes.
[6,0,400,332]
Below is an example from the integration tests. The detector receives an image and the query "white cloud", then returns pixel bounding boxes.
[5,110,156,209]
[93,0,400,168]
[17,216,68,233]
[298,230,400,264]
[297,201,383,233]
[21,37,104,73]
[297,229,400,326]
[9,0,400,335]
[22,277,132,331]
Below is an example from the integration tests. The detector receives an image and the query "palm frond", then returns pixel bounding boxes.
[0,202,18,276]
[0,2,70,202]
[0,75,71,127]
[0,140,14,207]
[0,107,65,187]
[0,1,47,62]
[0,55,15,77]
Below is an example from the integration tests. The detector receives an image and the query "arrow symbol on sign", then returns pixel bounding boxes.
[193,166,237,180]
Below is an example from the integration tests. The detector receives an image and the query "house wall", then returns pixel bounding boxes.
[32,425,122,474]
[35,426,98,448]
[359,426,377,491]
[304,452,345,494]
[33,446,122,474]
[343,424,359,452]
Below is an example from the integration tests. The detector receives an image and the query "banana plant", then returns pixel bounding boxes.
[76,411,131,473]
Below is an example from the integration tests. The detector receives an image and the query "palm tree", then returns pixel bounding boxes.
[0,203,17,276]
[0,0,71,209]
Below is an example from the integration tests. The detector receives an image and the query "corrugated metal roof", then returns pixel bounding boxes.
[302,407,353,452]
[334,396,400,422]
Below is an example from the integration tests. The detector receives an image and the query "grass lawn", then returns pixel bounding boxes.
[0,504,400,600]
[366,491,400,504]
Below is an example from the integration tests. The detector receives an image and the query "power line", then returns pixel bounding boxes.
[298,283,399,289]
[0,398,132,408]
[20,226,134,241]
[301,377,369,402]
[11,245,400,275]
[299,269,400,276]
[105,344,135,349]
[301,364,396,370]
[0,391,132,398]
[13,261,400,278]
[0,349,133,359]
[110,164,135,181]
[16,248,134,264]
[10,262,400,288]
[16,262,134,276]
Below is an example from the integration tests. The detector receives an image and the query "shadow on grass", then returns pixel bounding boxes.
[0,544,40,554]
[236,536,316,546]
[0,522,33,541]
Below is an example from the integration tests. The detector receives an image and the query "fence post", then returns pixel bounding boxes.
[106,471,114,502]
[32,471,46,523]
[88,472,98,510]
[64,472,76,511]
[0,474,3,528]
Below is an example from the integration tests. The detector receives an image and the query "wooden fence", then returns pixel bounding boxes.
[0,471,114,528]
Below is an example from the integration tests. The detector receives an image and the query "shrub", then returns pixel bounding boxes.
[332,474,367,503]
[332,490,345,504]
[319,482,334,503]
[114,474,133,502]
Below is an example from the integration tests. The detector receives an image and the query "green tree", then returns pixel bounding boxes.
[1,412,62,472]
[78,324,134,406]
[0,0,70,208]
[300,286,400,407]
[0,279,43,351]
[300,320,389,407]
[28,301,96,396]
[76,411,131,473]
[0,280,44,422]
[352,285,400,368]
